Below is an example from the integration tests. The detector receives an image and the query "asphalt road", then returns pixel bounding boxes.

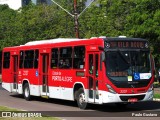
[0,84,160,120]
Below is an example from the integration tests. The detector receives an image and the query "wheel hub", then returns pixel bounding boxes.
[79,93,85,105]
[25,88,29,97]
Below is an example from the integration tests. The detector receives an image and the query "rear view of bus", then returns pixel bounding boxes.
[101,37,154,105]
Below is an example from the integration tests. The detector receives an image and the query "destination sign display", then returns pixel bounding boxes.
[105,41,148,49]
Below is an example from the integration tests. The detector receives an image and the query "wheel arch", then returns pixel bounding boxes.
[22,79,30,93]
[73,82,85,100]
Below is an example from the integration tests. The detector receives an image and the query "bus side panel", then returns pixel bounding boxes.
[29,69,40,96]
[48,69,87,101]
[2,64,12,92]
[19,69,40,96]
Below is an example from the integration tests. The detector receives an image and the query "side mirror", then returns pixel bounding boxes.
[100,52,105,70]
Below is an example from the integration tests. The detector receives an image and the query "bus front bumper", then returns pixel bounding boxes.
[100,90,153,104]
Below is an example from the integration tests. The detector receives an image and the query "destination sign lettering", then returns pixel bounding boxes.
[105,41,148,49]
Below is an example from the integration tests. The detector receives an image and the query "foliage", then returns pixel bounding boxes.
[0,105,18,111]
[0,5,17,49]
[80,0,160,67]
[154,93,160,98]
[0,0,160,66]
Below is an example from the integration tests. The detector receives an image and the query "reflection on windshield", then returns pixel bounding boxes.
[106,51,151,81]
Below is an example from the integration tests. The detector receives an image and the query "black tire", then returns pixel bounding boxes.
[76,88,87,109]
[23,83,31,101]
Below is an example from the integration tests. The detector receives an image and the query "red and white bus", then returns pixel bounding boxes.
[2,36,154,109]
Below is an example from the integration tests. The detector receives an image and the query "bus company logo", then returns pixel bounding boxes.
[105,43,110,48]
[52,71,61,76]
[52,76,72,82]
[52,71,72,82]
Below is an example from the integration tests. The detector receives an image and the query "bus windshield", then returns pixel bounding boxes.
[106,50,151,82]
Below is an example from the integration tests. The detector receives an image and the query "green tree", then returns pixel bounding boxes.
[0,5,17,49]
[0,0,160,68]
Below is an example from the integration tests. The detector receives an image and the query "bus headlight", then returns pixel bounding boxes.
[148,84,153,92]
[106,84,117,94]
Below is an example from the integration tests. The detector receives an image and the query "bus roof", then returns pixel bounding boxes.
[2,37,148,51]
[2,37,103,51]
[25,38,89,46]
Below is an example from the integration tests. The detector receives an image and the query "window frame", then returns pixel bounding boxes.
[73,46,85,69]
[3,52,10,69]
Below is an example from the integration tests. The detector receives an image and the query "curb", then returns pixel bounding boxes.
[153,98,160,102]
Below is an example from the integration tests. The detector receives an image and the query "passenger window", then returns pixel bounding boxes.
[19,51,24,68]
[95,54,99,77]
[89,54,93,74]
[51,48,58,69]
[24,50,34,68]
[73,46,85,69]
[34,50,39,68]
[60,47,72,69]
[3,52,10,69]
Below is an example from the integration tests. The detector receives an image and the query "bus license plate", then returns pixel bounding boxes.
[128,98,138,102]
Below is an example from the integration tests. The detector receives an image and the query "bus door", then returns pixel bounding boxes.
[12,55,18,92]
[40,54,49,96]
[88,53,99,103]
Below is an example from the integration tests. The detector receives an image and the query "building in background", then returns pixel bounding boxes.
[0,0,91,10]
[0,0,52,10]
[31,0,52,5]
[0,0,22,10]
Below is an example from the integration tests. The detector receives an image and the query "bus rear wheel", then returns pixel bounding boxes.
[23,83,31,101]
[76,88,87,109]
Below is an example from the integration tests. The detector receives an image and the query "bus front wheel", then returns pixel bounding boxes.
[76,88,87,109]
[23,83,31,101]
